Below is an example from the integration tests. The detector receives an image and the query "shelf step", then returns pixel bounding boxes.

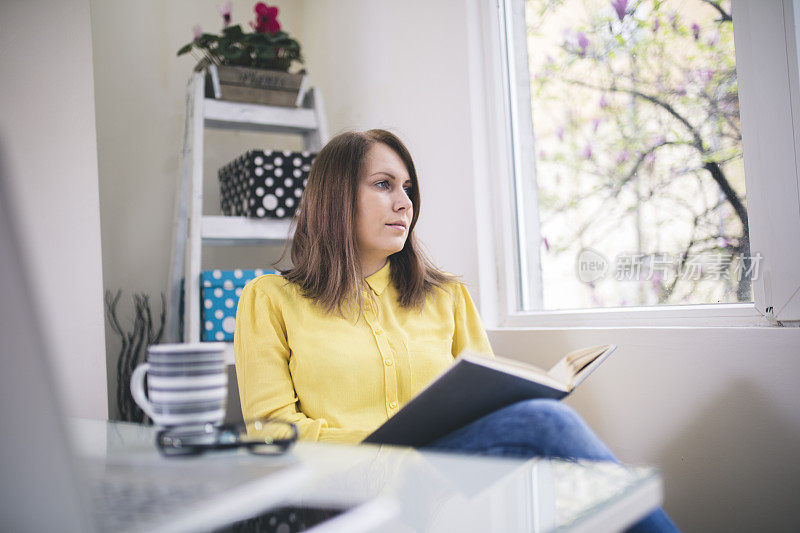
[203,98,318,134]
[201,215,293,245]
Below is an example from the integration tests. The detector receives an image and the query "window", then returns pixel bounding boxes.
[469,0,800,326]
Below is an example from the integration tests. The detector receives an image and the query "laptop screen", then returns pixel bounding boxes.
[0,149,94,530]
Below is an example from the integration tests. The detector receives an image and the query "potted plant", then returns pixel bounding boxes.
[177,2,306,107]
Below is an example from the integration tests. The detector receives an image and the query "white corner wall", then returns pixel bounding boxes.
[90,0,302,418]
[0,0,107,419]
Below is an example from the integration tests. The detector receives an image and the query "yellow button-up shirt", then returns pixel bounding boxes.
[234,261,493,444]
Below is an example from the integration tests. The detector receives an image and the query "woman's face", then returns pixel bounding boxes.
[355,142,414,274]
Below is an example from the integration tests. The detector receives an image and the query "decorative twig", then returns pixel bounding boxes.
[104,290,165,424]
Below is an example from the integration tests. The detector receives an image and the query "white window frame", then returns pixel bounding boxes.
[469,0,800,328]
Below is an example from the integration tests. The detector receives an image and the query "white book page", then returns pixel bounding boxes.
[546,345,616,390]
[460,353,568,391]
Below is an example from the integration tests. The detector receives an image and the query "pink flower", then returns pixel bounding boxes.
[218,1,232,27]
[192,24,202,41]
[691,23,701,40]
[610,0,627,21]
[252,2,280,34]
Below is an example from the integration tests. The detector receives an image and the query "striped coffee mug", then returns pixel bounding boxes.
[131,343,227,427]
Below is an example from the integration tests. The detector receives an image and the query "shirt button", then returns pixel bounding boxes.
[375,329,383,335]
[389,402,398,409]
[384,359,393,366]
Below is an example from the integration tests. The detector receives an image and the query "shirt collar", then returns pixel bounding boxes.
[365,260,391,295]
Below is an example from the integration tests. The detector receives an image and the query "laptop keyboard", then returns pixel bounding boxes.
[91,477,219,532]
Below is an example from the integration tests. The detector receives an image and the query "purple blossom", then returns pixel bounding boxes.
[707,30,720,47]
[583,143,593,159]
[599,94,608,108]
[563,29,590,57]
[697,68,714,83]
[556,126,565,141]
[651,271,663,290]
[615,150,630,164]
[610,0,627,21]
[644,153,656,165]
[592,118,602,132]
[692,23,701,40]
[577,31,589,56]
[652,135,666,146]
[542,237,550,252]
[652,18,660,33]
[218,1,232,27]
[192,24,202,41]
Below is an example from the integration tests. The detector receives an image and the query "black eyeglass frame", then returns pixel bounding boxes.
[155,418,299,457]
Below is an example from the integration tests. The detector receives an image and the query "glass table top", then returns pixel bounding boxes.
[69,418,661,532]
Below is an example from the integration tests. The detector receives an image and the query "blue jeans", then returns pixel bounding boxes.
[422,399,679,533]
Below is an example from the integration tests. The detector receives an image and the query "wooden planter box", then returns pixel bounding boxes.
[206,65,307,107]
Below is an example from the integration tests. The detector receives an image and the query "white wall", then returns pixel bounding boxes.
[296,0,482,291]
[0,0,107,419]
[488,327,800,531]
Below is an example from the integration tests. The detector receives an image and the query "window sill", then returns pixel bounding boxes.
[498,303,771,328]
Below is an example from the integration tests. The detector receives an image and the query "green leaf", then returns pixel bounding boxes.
[196,33,219,47]
[256,47,276,60]
[177,43,193,56]
[222,24,244,38]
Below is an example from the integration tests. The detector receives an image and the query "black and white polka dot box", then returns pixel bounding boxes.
[201,268,277,341]
[218,149,315,218]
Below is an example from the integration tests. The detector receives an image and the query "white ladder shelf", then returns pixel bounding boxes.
[166,72,329,347]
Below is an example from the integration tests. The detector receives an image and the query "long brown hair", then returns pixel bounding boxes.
[281,129,458,316]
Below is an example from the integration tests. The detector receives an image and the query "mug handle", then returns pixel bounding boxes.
[130,363,157,420]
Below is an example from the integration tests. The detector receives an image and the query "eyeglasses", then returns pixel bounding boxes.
[156,418,298,457]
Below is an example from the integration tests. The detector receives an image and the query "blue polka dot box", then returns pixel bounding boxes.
[201,268,276,342]
[218,149,316,218]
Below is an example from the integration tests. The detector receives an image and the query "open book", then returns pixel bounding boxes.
[363,345,616,447]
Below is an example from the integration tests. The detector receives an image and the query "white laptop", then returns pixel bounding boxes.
[0,155,391,532]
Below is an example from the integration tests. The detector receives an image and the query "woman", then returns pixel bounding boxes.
[234,129,677,532]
